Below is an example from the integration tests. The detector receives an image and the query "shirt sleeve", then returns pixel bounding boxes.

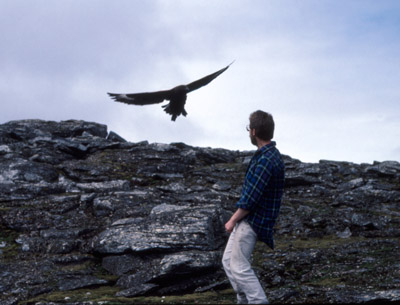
[236,156,272,211]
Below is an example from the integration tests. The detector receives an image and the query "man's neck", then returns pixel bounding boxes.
[256,139,271,149]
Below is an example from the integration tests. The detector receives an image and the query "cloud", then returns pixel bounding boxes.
[0,0,399,163]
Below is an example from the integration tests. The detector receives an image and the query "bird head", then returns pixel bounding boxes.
[172,85,190,94]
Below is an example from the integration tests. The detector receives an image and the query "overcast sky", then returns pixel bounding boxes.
[1,0,399,164]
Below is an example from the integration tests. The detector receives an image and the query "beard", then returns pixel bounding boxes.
[250,134,257,146]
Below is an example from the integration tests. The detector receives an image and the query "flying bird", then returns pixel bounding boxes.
[108,62,233,121]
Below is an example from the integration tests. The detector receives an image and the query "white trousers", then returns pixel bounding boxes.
[222,221,269,304]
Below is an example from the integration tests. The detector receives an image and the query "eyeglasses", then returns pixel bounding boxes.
[246,125,252,131]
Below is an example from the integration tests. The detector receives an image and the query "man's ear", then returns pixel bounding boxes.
[252,129,256,137]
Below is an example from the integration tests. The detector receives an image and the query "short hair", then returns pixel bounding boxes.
[249,110,275,141]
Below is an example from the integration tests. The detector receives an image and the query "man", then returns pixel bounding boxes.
[222,110,285,304]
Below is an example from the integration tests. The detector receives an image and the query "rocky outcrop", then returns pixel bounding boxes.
[0,119,399,304]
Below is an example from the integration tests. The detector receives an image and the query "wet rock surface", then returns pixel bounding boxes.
[0,119,399,304]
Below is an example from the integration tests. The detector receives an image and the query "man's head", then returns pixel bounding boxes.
[248,110,275,145]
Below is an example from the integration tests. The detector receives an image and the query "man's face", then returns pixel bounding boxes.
[249,127,257,146]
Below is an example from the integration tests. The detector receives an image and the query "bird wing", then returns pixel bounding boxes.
[107,90,171,105]
[186,61,234,93]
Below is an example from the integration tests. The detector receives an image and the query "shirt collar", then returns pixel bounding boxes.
[256,141,276,155]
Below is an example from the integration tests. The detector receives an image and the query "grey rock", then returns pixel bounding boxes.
[92,204,226,254]
[150,203,186,215]
[365,160,400,177]
[116,283,158,297]
[76,180,131,192]
[326,288,400,303]
[102,254,144,276]
[58,275,109,291]
[0,119,399,304]
[157,250,221,278]
[117,269,156,289]
[0,159,58,183]
[212,181,231,191]
[107,130,127,142]
[337,227,352,238]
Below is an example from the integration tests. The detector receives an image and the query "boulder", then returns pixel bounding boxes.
[92,204,226,254]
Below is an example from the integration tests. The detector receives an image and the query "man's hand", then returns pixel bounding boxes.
[224,208,250,233]
[225,219,236,233]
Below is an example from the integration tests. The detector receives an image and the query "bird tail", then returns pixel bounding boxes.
[162,103,171,113]
[162,103,177,121]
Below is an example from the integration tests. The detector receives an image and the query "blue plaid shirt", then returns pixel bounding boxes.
[236,141,285,249]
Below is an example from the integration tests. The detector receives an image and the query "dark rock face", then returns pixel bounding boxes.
[0,119,399,304]
[92,204,226,254]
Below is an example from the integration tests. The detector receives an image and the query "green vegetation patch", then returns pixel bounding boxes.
[0,226,20,259]
[23,287,237,305]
